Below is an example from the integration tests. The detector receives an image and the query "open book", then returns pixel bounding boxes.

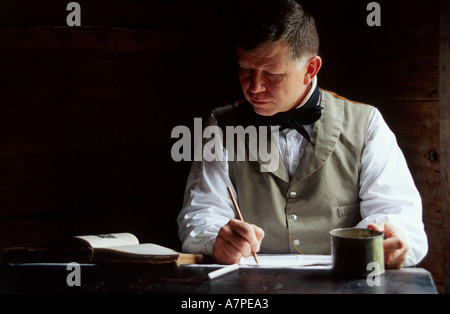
[1,232,204,265]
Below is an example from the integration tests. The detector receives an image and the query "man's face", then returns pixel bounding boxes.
[237,41,310,116]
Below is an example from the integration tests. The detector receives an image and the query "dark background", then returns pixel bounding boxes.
[0,0,448,292]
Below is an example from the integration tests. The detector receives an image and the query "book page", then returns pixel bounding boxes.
[103,243,180,255]
[75,233,140,248]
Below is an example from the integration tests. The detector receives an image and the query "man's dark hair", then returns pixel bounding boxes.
[232,0,319,62]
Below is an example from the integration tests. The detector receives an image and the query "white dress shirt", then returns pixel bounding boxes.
[177,78,428,266]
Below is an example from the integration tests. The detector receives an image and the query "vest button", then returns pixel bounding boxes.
[289,191,297,198]
[293,239,301,246]
[289,214,298,221]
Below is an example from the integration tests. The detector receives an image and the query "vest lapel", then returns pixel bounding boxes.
[291,91,344,184]
[246,126,290,183]
[243,91,344,184]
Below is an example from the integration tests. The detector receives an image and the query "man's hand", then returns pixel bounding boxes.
[368,222,408,269]
[213,219,265,264]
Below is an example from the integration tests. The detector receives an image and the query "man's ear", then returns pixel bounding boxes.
[303,56,322,85]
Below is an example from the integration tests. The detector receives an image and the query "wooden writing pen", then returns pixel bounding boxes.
[227,187,260,265]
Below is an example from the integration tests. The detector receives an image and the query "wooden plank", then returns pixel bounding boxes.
[439,0,450,294]
[0,195,182,249]
[381,0,439,45]
[312,0,439,102]
[0,146,189,216]
[330,41,440,103]
[0,27,186,52]
[0,99,189,156]
[0,146,189,248]
[381,99,441,292]
[378,101,441,220]
[0,215,76,248]
[419,216,444,293]
[0,0,215,30]
[0,32,238,107]
[0,54,185,105]
[0,101,121,156]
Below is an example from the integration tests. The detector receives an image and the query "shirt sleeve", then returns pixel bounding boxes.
[177,114,237,255]
[356,108,428,266]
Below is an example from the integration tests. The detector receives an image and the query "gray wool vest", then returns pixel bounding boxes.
[210,90,374,254]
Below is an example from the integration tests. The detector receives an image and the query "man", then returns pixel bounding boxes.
[177,0,428,267]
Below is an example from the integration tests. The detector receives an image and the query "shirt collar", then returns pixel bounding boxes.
[296,76,318,109]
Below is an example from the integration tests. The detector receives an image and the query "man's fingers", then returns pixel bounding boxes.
[383,236,405,252]
[217,222,252,254]
[367,222,385,232]
[228,219,263,252]
[213,237,243,265]
[367,222,408,269]
[252,224,265,243]
[213,219,265,264]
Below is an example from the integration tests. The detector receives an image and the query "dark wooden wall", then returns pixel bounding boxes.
[0,0,241,251]
[0,0,448,292]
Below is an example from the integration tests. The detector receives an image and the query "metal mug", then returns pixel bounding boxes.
[330,227,385,278]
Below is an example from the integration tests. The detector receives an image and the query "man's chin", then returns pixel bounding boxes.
[248,101,277,116]
[252,106,277,117]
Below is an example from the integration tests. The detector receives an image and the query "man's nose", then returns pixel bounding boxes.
[248,72,266,93]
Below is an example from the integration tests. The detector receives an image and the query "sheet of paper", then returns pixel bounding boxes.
[183,254,332,269]
[239,254,332,269]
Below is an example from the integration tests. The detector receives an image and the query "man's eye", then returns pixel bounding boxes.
[266,73,284,80]
[239,68,251,73]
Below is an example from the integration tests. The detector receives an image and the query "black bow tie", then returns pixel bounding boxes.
[240,85,323,144]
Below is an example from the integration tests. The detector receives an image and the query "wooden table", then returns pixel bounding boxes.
[0,262,437,295]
